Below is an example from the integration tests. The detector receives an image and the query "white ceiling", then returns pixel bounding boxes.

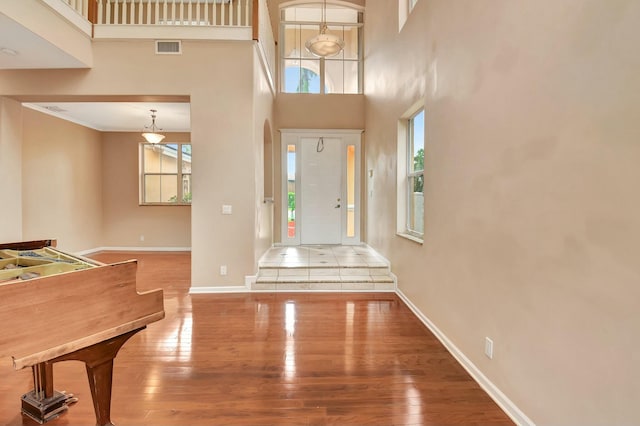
[24,102,191,132]
[0,13,87,69]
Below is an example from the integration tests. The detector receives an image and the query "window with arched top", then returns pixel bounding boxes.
[280,1,363,94]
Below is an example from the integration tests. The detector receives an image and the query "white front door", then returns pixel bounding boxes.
[281,130,361,246]
[299,137,342,244]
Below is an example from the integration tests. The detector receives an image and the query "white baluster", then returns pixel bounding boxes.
[97,0,104,24]
[113,0,119,24]
[221,0,225,26]
[130,0,135,24]
[171,0,176,25]
[203,0,208,25]
[138,0,143,24]
[147,0,152,24]
[179,0,184,25]
[245,0,249,27]
[162,0,167,25]
[187,0,192,25]
[212,0,217,26]
[195,0,200,25]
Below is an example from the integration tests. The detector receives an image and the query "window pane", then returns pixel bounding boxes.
[162,144,178,173]
[182,174,192,203]
[287,144,296,238]
[161,174,178,203]
[182,144,192,173]
[283,60,320,93]
[410,110,425,172]
[346,145,355,237]
[342,26,360,60]
[144,175,161,203]
[408,175,424,235]
[325,59,359,94]
[143,145,161,173]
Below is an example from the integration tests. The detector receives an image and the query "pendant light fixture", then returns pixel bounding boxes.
[305,0,344,58]
[142,109,165,144]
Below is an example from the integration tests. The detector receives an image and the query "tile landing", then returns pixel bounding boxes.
[254,245,396,291]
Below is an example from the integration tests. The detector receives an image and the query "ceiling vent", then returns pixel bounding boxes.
[155,40,182,55]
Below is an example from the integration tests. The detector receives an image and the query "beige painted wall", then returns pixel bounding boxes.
[21,108,103,252]
[0,98,23,243]
[364,0,640,424]
[0,39,273,287]
[102,132,191,248]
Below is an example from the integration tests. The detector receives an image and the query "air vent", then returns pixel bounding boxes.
[43,105,67,113]
[155,40,182,55]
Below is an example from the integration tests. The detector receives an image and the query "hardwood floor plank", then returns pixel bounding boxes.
[0,251,513,425]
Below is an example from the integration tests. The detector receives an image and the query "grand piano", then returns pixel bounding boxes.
[0,240,165,426]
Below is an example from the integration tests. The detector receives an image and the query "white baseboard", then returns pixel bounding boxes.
[76,246,191,255]
[395,289,535,426]
[189,286,250,294]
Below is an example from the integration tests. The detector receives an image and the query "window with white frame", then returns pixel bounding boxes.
[397,107,425,240]
[140,142,192,205]
[280,2,363,94]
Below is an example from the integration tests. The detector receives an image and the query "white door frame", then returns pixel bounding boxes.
[280,129,362,246]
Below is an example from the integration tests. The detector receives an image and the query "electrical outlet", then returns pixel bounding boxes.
[220,265,227,276]
[139,235,145,242]
[485,337,494,359]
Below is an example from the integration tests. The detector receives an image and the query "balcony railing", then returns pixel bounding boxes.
[50,0,275,90]
[96,0,251,27]
[57,0,253,28]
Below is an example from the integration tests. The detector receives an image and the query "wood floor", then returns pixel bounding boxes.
[0,251,514,426]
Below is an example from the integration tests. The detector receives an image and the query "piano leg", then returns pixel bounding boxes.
[21,362,71,423]
[49,327,145,426]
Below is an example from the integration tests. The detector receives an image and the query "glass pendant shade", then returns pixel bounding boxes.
[305,25,344,57]
[142,109,165,143]
[142,132,165,144]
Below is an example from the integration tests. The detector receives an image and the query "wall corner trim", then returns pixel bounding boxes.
[395,289,536,426]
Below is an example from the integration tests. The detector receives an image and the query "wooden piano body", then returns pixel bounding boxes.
[0,240,165,425]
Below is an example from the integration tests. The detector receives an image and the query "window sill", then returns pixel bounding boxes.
[396,232,423,245]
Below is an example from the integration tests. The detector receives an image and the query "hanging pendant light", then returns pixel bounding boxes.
[142,109,165,144]
[305,0,344,58]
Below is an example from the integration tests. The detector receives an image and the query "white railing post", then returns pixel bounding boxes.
[97,0,104,24]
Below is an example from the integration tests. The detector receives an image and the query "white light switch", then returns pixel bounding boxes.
[222,204,233,215]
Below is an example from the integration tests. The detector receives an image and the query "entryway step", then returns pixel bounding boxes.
[254,245,396,292]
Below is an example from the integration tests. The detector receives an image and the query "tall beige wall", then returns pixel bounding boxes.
[0,98,23,243]
[253,48,276,267]
[364,1,640,424]
[21,108,103,252]
[101,132,191,248]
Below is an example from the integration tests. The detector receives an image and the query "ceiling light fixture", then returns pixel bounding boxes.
[305,0,344,58]
[142,109,165,144]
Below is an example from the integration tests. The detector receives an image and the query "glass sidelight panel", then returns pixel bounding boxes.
[287,144,296,239]
[346,145,356,237]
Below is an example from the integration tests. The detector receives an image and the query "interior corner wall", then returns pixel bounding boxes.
[21,108,103,252]
[253,47,275,267]
[364,0,640,424]
[101,132,191,249]
[0,97,23,243]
